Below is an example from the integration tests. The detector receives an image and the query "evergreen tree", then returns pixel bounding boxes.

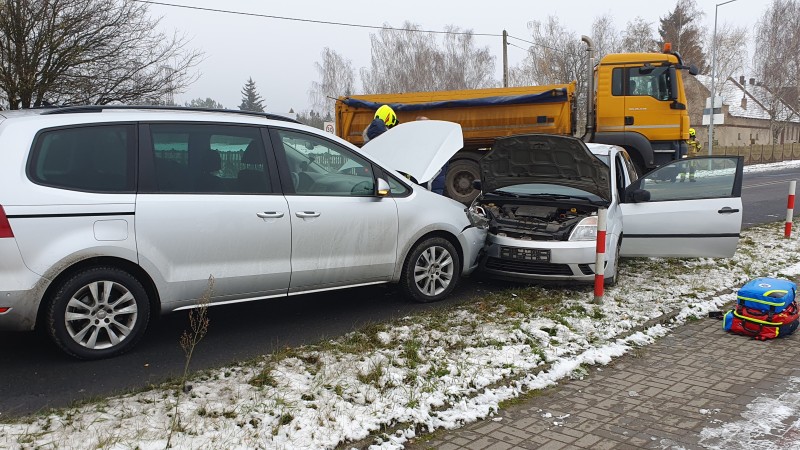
[238,78,265,112]
[658,0,708,72]
[186,97,224,109]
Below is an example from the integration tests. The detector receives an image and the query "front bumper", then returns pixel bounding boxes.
[458,226,487,276]
[479,233,600,282]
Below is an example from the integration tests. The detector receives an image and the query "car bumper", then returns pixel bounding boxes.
[0,239,46,331]
[479,234,599,282]
[459,226,487,276]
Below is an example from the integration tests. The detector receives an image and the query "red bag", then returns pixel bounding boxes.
[724,301,800,340]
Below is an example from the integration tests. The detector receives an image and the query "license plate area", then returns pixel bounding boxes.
[500,246,551,262]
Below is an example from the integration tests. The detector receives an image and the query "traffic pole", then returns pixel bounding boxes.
[593,208,608,303]
[786,180,796,239]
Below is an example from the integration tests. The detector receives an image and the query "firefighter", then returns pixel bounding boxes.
[363,105,398,143]
[680,128,703,182]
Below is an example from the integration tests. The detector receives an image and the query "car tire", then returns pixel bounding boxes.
[400,237,461,303]
[45,266,151,360]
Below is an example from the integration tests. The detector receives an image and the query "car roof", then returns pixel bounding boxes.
[0,105,300,127]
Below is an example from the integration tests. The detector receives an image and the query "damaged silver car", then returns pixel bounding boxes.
[468,134,744,284]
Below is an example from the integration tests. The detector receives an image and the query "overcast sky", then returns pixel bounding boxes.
[146,0,770,114]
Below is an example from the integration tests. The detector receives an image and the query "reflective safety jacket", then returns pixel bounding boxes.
[687,138,703,158]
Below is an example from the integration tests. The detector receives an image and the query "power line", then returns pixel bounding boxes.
[507,42,530,53]
[134,0,503,37]
[507,34,569,54]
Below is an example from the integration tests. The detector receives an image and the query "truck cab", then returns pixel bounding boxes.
[594,50,694,175]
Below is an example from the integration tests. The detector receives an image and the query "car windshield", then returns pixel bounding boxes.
[493,183,606,203]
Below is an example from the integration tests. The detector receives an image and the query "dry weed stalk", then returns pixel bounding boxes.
[166,275,213,448]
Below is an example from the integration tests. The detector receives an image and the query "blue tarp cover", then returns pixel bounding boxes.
[341,88,569,112]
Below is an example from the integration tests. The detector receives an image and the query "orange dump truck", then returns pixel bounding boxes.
[336,43,697,203]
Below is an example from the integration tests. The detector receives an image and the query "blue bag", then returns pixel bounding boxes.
[736,278,796,314]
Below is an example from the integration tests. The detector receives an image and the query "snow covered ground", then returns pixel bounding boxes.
[2,161,800,450]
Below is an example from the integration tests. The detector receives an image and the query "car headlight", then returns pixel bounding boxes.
[466,205,489,229]
[569,216,598,241]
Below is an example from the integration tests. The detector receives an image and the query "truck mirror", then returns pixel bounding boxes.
[670,101,686,110]
[689,65,699,76]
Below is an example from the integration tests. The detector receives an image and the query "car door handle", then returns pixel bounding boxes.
[295,211,321,218]
[624,116,634,125]
[256,212,284,219]
[718,207,740,214]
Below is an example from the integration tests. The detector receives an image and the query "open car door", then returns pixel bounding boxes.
[619,156,744,258]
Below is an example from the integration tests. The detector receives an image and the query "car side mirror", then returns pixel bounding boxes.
[689,65,699,76]
[627,189,651,203]
[376,178,391,197]
[472,179,482,191]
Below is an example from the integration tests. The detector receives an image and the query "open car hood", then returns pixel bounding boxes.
[479,134,611,200]
[363,120,464,183]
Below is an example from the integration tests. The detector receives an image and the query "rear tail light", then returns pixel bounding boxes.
[0,205,13,238]
[0,307,10,314]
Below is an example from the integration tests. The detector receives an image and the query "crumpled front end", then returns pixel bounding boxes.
[471,198,602,282]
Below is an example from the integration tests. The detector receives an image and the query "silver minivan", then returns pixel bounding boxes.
[0,106,485,359]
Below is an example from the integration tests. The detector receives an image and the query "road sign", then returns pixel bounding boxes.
[702,96,724,125]
[324,121,335,134]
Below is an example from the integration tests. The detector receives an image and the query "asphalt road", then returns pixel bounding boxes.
[1,165,798,418]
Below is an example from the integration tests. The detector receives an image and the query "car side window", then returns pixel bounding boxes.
[637,157,740,201]
[273,129,375,196]
[614,155,627,200]
[148,124,271,194]
[28,124,136,192]
[621,151,639,181]
[386,175,409,196]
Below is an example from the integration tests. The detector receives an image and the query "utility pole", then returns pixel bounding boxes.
[503,30,508,88]
[709,0,738,155]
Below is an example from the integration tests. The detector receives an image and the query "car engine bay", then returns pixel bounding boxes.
[475,201,596,241]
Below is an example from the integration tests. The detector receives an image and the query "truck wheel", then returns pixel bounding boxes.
[400,237,461,303]
[46,266,151,360]
[446,159,481,205]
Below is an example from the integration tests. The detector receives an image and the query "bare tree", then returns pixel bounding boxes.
[509,17,585,87]
[438,25,497,90]
[753,0,800,143]
[591,14,622,60]
[710,23,748,91]
[622,16,658,53]
[309,47,355,119]
[0,0,202,109]
[360,22,495,94]
[509,16,587,131]
[658,0,707,71]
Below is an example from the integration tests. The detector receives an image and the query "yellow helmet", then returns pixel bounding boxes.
[688,128,696,137]
[375,105,398,128]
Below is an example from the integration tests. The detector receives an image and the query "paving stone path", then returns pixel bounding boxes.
[408,316,800,449]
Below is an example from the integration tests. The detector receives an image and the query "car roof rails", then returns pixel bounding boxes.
[40,105,300,124]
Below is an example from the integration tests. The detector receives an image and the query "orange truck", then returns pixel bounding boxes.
[335,41,698,203]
